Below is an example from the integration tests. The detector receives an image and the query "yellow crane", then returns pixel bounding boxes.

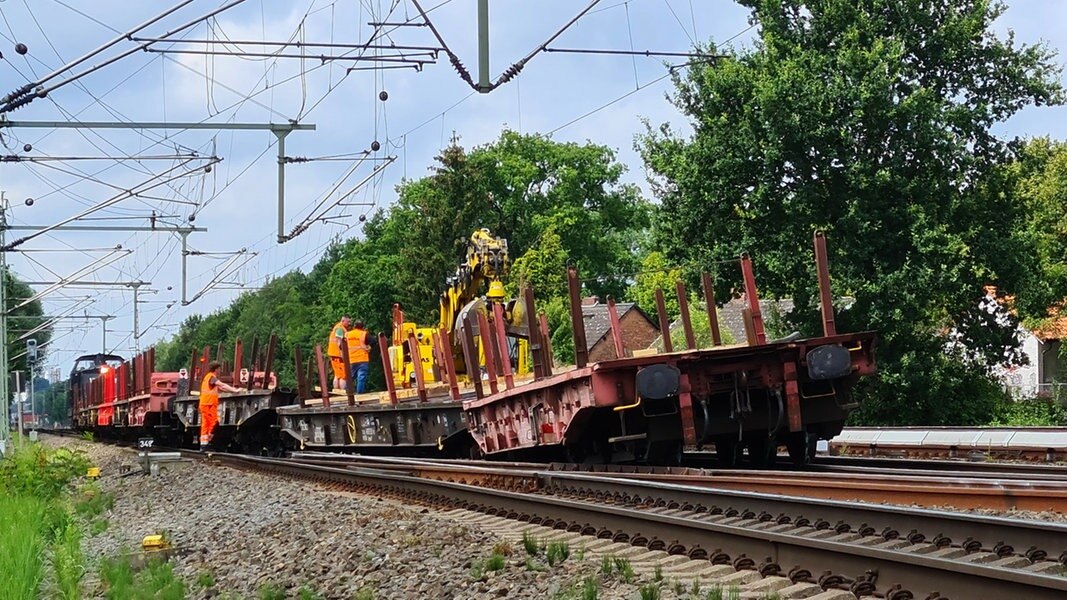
[389,228,529,388]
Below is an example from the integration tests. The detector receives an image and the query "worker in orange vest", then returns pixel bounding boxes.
[327,316,352,391]
[199,361,244,449]
[345,320,374,394]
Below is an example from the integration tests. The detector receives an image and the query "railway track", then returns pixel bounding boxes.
[289,452,1067,512]
[191,450,1067,600]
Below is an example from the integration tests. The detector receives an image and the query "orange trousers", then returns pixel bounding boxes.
[199,402,218,446]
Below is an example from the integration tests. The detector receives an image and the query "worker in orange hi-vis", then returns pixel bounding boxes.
[345,319,374,394]
[327,315,352,391]
[199,361,244,449]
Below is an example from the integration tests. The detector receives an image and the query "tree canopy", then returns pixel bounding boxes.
[1006,137,1067,329]
[156,132,653,386]
[3,268,51,376]
[639,0,1064,424]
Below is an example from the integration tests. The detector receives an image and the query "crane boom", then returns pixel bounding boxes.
[389,228,528,389]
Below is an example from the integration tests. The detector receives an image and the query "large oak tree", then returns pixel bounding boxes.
[639,0,1063,424]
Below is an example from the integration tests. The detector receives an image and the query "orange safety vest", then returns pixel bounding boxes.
[199,372,219,406]
[345,328,370,363]
[327,320,347,358]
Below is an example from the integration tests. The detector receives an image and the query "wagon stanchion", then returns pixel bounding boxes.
[701,272,722,347]
[477,310,499,394]
[490,303,515,390]
[313,344,330,409]
[294,346,308,406]
[676,280,697,350]
[655,288,673,353]
[436,327,462,400]
[538,313,554,373]
[739,254,767,345]
[567,265,589,368]
[340,336,355,406]
[262,333,278,391]
[232,338,243,387]
[814,230,837,337]
[378,332,399,405]
[523,287,544,379]
[244,336,258,389]
[603,298,625,361]
[407,332,428,403]
[460,314,485,399]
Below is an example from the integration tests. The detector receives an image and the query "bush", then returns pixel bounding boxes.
[0,444,91,500]
[990,396,1067,426]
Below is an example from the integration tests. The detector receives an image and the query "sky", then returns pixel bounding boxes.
[0,0,1064,377]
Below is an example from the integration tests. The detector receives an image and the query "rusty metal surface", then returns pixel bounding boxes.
[211,453,1067,600]
[276,400,468,450]
[174,388,295,430]
[285,452,1067,561]
[812,454,1067,480]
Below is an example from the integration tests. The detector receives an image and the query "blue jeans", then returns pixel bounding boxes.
[350,362,370,394]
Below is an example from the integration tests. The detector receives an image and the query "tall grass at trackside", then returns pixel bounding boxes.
[53,520,85,600]
[0,441,92,599]
[0,495,47,600]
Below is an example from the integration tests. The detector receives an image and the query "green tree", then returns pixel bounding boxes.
[389,131,651,323]
[509,227,569,300]
[1006,138,1067,329]
[629,251,681,319]
[37,383,68,427]
[639,0,1063,425]
[3,267,51,376]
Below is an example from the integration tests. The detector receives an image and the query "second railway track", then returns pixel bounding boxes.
[190,450,1067,600]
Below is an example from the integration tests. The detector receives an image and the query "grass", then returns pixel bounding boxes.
[706,586,741,600]
[484,551,506,572]
[297,585,323,600]
[258,583,286,600]
[580,577,598,600]
[52,520,84,600]
[89,518,110,536]
[0,442,93,600]
[471,548,509,580]
[197,570,216,588]
[353,587,375,600]
[550,577,599,600]
[73,482,114,518]
[492,540,513,556]
[599,554,635,584]
[0,495,48,600]
[546,541,570,566]
[100,553,186,600]
[638,583,661,600]
[522,531,544,556]
[653,564,663,582]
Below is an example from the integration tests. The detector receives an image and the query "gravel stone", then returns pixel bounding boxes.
[46,437,693,599]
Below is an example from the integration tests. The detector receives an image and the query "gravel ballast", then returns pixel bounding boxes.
[46,437,679,599]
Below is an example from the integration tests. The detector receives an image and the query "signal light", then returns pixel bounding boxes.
[99,366,110,374]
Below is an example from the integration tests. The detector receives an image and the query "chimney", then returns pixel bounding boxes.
[582,296,600,306]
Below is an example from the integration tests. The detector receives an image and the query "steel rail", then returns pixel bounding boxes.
[208,454,1067,600]
[284,453,1067,567]
[287,452,1067,511]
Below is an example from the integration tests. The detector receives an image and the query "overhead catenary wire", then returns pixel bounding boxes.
[1,0,254,113]
[3,156,220,250]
